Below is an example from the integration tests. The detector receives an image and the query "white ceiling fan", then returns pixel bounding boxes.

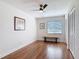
[33,4,48,12]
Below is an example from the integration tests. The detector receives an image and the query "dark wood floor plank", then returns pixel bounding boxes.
[2,41,73,59]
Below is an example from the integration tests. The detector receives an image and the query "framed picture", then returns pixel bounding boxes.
[40,23,45,29]
[14,16,25,31]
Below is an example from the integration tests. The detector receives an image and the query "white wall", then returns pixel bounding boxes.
[36,16,66,42]
[0,1,37,58]
[65,14,68,48]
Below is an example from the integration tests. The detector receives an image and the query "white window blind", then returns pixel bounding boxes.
[47,21,63,34]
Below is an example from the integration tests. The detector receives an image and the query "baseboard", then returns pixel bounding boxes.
[0,40,36,59]
[68,49,74,59]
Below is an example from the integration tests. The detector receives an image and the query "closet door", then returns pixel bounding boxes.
[68,8,75,55]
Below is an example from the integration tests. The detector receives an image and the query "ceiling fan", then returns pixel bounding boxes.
[33,4,48,12]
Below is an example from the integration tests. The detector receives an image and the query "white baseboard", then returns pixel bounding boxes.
[69,48,75,59]
[0,40,36,59]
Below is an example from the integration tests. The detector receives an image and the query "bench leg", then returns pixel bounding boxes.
[55,38,57,43]
[44,37,46,42]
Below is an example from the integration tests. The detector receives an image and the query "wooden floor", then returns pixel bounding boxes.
[2,41,73,59]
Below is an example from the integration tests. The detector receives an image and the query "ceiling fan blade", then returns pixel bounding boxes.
[32,9,43,11]
[32,9,39,11]
[40,4,43,7]
[43,4,48,9]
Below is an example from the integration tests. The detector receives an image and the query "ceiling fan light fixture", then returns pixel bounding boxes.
[39,8,43,10]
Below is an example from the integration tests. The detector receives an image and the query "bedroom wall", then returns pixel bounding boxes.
[36,16,66,42]
[0,1,37,58]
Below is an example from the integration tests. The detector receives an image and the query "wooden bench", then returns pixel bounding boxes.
[44,36,58,43]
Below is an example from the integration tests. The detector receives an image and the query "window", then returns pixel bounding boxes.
[47,21,63,34]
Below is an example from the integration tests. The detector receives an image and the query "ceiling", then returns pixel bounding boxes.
[0,0,72,17]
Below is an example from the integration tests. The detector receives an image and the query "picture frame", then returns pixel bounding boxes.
[14,16,25,31]
[40,23,45,29]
